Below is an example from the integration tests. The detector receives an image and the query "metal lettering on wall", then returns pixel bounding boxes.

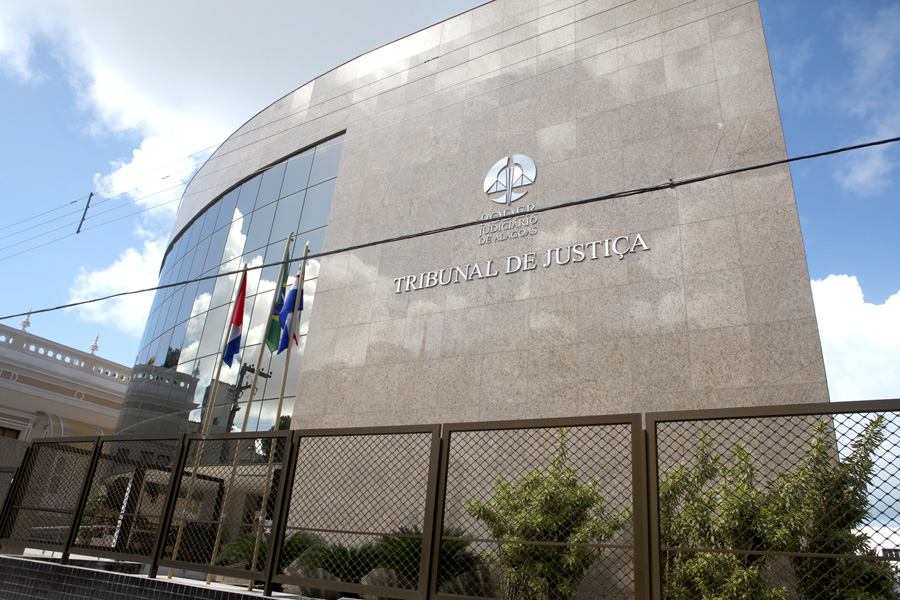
[480,155,538,246]
[392,235,650,294]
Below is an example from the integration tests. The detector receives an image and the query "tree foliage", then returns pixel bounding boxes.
[660,417,898,600]
[465,429,630,600]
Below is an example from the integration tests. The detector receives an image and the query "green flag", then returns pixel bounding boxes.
[265,266,290,352]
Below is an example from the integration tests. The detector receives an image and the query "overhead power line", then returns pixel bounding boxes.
[0,144,217,247]
[1,135,897,323]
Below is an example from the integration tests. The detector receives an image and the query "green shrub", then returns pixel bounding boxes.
[465,428,630,600]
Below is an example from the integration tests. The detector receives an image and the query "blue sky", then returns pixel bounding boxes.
[0,0,897,402]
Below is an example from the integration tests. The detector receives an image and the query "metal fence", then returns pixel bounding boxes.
[647,399,900,600]
[1,399,899,600]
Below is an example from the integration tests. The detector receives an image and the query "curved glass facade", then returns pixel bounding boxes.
[116,135,344,435]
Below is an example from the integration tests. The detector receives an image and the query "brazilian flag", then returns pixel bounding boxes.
[265,266,289,352]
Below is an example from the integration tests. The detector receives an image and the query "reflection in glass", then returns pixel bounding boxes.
[281,151,313,198]
[270,190,304,245]
[309,139,344,187]
[119,134,343,435]
[236,175,262,216]
[298,181,336,234]
[214,190,240,232]
[244,202,276,254]
[254,163,286,210]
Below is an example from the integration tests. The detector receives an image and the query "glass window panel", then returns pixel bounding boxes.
[280,151,314,199]
[247,288,277,347]
[190,237,211,279]
[179,312,207,364]
[222,212,250,266]
[197,304,228,359]
[143,337,161,367]
[254,163,287,209]
[297,180,335,234]
[257,399,280,433]
[199,202,219,240]
[214,189,240,231]
[260,245,289,294]
[154,329,174,367]
[169,321,188,356]
[243,248,266,297]
[270,189,305,246]
[203,227,229,274]
[177,248,195,283]
[186,219,203,250]
[210,266,240,309]
[163,286,184,331]
[170,236,185,264]
[191,278,215,318]
[308,138,344,187]
[238,400,261,434]
[293,227,327,261]
[237,175,262,216]
[175,280,199,325]
[190,355,219,427]
[244,201,276,254]
[160,253,174,277]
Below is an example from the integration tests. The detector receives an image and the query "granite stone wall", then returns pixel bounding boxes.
[175,0,827,430]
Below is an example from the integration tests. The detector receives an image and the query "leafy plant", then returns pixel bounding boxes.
[299,541,382,585]
[465,428,630,600]
[659,434,784,600]
[659,418,898,600]
[216,530,323,571]
[77,494,117,542]
[763,417,897,600]
[373,526,481,589]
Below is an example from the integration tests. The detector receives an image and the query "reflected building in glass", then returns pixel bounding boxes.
[120,0,829,435]
[117,136,343,435]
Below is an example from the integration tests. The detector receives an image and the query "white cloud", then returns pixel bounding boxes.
[68,237,167,336]
[832,3,900,194]
[811,274,900,402]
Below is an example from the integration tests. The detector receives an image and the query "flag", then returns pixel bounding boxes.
[223,273,247,367]
[278,270,303,354]
[265,265,290,353]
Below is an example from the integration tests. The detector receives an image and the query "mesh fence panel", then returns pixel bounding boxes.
[71,437,180,558]
[0,468,14,517]
[653,409,900,600]
[437,423,636,600]
[278,429,436,598]
[161,433,288,577]
[0,439,96,548]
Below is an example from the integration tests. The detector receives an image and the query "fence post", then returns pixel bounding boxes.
[632,420,651,600]
[425,424,452,600]
[61,438,103,565]
[0,442,33,542]
[263,429,298,597]
[148,433,190,579]
[644,416,662,600]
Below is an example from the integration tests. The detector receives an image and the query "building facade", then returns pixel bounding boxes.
[120,0,828,435]
[0,322,129,441]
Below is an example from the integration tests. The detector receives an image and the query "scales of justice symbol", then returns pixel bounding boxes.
[484,154,537,205]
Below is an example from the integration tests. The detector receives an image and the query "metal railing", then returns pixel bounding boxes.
[1,399,898,599]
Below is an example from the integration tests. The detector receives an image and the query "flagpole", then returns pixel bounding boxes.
[276,242,309,415]
[203,236,294,588]
[244,234,293,424]
[204,263,249,433]
[245,243,309,580]
[168,263,247,579]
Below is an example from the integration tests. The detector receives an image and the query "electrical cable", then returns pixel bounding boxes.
[0,0,689,250]
[1,134,896,323]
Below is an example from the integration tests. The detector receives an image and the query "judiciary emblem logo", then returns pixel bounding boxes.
[484,155,537,206]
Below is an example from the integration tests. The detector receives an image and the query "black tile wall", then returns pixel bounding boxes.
[0,556,276,600]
